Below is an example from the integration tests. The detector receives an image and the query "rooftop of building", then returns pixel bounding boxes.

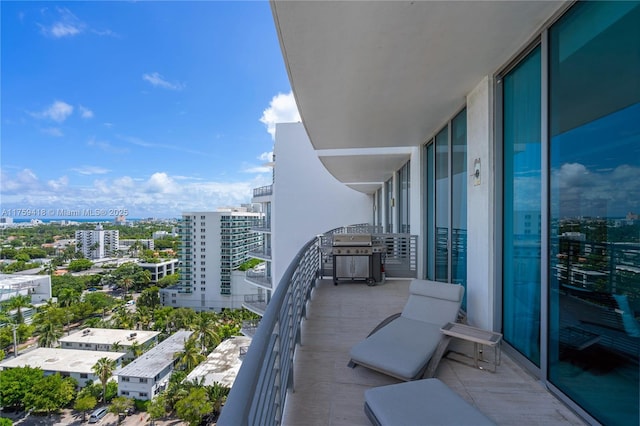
[0,274,49,288]
[116,330,192,378]
[0,348,125,374]
[59,328,160,346]
[185,336,252,388]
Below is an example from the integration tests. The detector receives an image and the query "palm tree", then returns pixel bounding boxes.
[175,336,205,372]
[129,340,144,358]
[57,288,80,308]
[206,382,230,416]
[190,313,220,354]
[36,318,63,347]
[7,294,32,324]
[111,341,123,352]
[92,357,117,402]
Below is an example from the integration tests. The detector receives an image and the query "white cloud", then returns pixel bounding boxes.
[39,8,85,38]
[79,105,94,119]
[0,169,271,218]
[142,72,185,91]
[71,166,110,175]
[259,92,301,140]
[145,172,178,194]
[47,176,69,191]
[36,101,74,122]
[258,151,273,162]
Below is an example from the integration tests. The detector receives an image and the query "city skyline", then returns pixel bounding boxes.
[1,1,300,219]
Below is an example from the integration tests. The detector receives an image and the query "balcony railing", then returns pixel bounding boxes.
[248,247,272,261]
[219,226,417,426]
[220,236,319,425]
[242,293,268,316]
[252,184,273,198]
[251,219,271,233]
[245,269,272,289]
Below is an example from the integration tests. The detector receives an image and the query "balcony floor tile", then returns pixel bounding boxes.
[282,279,585,426]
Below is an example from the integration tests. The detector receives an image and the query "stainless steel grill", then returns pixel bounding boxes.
[331,234,385,285]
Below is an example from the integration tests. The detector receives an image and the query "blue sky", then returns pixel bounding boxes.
[1,1,300,218]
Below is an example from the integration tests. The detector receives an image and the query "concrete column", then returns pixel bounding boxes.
[466,76,496,330]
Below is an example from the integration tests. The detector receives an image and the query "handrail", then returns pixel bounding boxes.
[218,236,319,426]
[219,225,417,425]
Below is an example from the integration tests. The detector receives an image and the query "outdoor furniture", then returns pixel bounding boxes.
[441,322,503,372]
[364,378,496,426]
[348,279,464,381]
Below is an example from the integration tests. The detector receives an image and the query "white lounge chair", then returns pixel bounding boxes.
[348,279,464,381]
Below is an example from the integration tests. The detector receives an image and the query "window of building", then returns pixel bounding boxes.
[501,43,542,366]
[122,377,130,382]
[80,373,88,379]
[547,3,640,424]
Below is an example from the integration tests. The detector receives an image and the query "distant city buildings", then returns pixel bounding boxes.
[75,224,119,260]
[119,239,155,252]
[160,208,261,312]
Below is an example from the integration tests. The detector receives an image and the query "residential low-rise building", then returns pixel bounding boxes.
[0,348,125,387]
[59,328,160,361]
[116,330,192,400]
[138,259,178,284]
[185,336,251,388]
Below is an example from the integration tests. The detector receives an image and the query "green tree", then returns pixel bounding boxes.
[111,340,123,352]
[84,292,116,318]
[109,396,134,423]
[23,373,76,414]
[156,273,179,288]
[58,288,81,308]
[35,317,63,347]
[0,366,44,410]
[175,336,205,373]
[68,259,94,272]
[74,394,97,422]
[206,382,230,416]
[147,393,167,426]
[6,294,32,324]
[175,387,213,426]
[137,286,160,310]
[190,312,220,354]
[92,357,117,402]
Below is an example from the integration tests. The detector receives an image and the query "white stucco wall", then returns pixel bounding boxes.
[272,122,372,285]
[466,76,496,330]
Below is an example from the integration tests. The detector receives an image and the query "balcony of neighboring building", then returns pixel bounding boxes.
[244,267,272,289]
[247,247,271,261]
[251,185,273,203]
[242,293,268,316]
[250,218,271,233]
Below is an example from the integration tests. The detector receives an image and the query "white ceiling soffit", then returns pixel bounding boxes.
[272,0,564,151]
[318,148,411,192]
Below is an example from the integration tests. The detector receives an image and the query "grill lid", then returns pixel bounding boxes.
[333,234,372,246]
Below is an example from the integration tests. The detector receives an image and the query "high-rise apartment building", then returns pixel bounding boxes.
[160,208,262,311]
[75,224,119,260]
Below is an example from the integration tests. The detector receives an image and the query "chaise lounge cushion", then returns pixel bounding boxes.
[349,279,464,380]
[365,378,495,426]
[349,317,443,380]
